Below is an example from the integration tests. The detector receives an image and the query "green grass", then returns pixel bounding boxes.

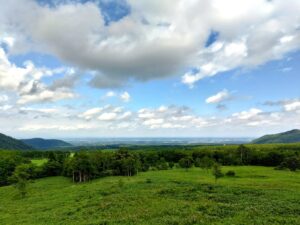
[30,159,48,166]
[0,166,300,225]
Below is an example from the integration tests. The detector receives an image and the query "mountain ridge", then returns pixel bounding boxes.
[21,138,72,150]
[0,133,34,150]
[252,129,300,144]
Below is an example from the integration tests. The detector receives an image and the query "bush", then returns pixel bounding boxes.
[212,163,223,182]
[169,162,175,169]
[156,162,169,170]
[178,156,193,170]
[145,178,152,183]
[226,170,235,177]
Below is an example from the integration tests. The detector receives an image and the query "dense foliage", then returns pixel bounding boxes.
[1,143,300,186]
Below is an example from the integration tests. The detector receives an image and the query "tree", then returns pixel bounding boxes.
[196,156,214,172]
[113,150,141,176]
[43,160,62,176]
[69,152,96,183]
[237,145,250,165]
[212,163,223,183]
[284,157,300,171]
[10,163,35,197]
[179,156,193,171]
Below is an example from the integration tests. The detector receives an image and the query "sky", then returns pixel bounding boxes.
[0,0,300,138]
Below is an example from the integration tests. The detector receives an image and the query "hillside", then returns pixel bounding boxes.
[0,167,299,224]
[21,138,72,150]
[0,133,34,150]
[252,129,300,144]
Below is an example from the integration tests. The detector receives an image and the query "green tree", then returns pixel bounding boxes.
[284,156,300,171]
[10,163,35,197]
[179,156,193,171]
[69,152,96,182]
[196,156,214,172]
[237,145,250,165]
[212,163,223,183]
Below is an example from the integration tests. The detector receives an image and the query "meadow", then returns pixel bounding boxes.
[1,166,299,225]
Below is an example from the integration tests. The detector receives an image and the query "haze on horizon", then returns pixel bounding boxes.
[0,0,300,139]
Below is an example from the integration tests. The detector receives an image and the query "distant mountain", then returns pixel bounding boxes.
[21,138,72,150]
[252,129,300,144]
[0,133,34,150]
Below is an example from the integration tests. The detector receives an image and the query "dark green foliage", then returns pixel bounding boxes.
[1,142,300,186]
[178,156,193,170]
[195,156,214,171]
[43,160,63,176]
[9,163,36,197]
[237,144,251,164]
[112,150,141,176]
[21,138,72,150]
[277,156,300,171]
[0,151,29,186]
[0,133,33,150]
[66,152,96,182]
[226,170,236,177]
[252,129,300,144]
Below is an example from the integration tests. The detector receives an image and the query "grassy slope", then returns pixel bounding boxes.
[0,167,300,225]
[31,159,48,166]
[252,129,300,144]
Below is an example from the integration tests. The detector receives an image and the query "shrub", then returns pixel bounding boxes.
[212,163,223,182]
[169,162,175,169]
[178,156,193,170]
[145,178,152,183]
[226,170,235,177]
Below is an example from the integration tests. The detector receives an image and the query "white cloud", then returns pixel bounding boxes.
[232,108,262,120]
[0,0,299,88]
[98,112,118,121]
[206,89,231,104]
[0,44,76,105]
[105,91,116,98]
[17,88,75,104]
[0,104,12,111]
[283,101,300,112]
[120,91,130,102]
[79,107,103,120]
[0,95,9,103]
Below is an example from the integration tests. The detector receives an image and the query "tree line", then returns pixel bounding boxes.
[1,144,300,195]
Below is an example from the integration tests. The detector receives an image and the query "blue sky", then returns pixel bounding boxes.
[0,0,300,138]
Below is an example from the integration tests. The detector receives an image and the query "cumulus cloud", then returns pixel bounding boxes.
[120,91,130,102]
[0,44,76,104]
[264,98,300,113]
[1,0,299,88]
[206,89,231,104]
[105,91,116,98]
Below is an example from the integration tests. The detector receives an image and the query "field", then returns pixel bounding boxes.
[0,166,300,225]
[31,158,48,166]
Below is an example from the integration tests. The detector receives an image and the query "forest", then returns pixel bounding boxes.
[1,143,300,187]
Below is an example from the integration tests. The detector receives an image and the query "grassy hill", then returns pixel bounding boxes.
[0,166,299,225]
[252,129,300,144]
[0,133,34,150]
[21,138,72,150]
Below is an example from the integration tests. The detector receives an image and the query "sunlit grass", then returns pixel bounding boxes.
[0,166,299,225]
[30,159,48,166]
